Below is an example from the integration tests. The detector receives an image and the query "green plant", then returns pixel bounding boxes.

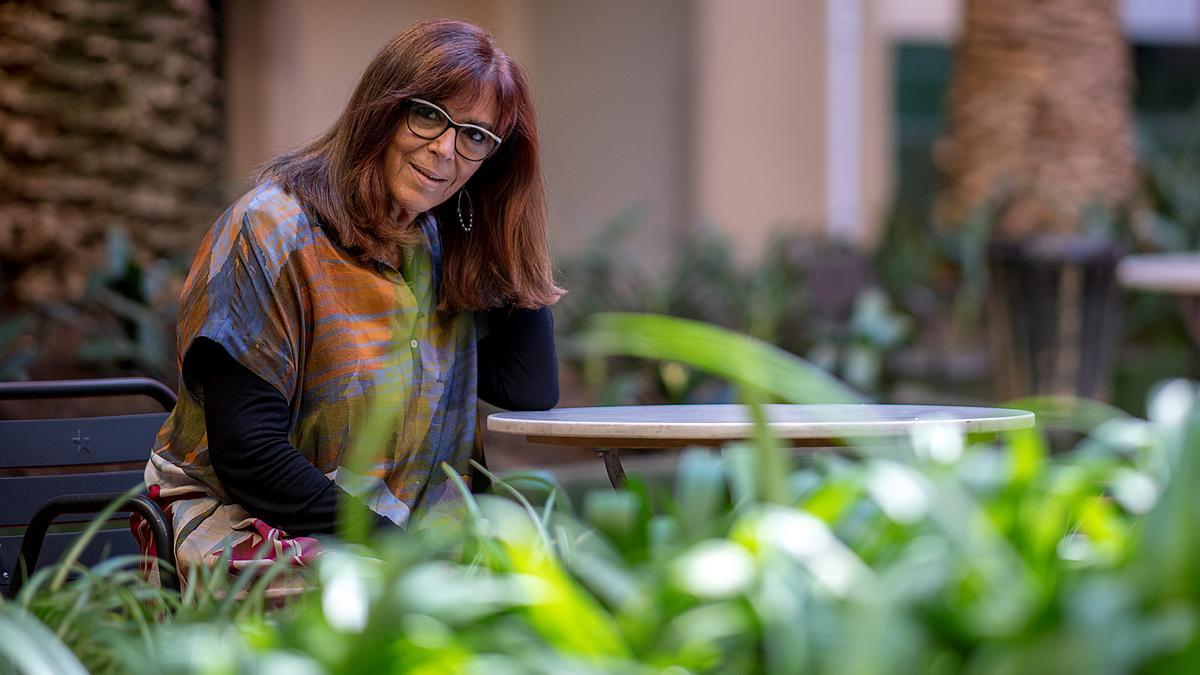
[1139,101,1200,253]
[557,215,909,403]
[0,312,38,381]
[15,226,186,385]
[807,288,911,393]
[1108,108,1200,412]
[5,314,1200,674]
[0,223,190,388]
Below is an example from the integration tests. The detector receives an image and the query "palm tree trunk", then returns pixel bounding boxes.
[934,0,1139,237]
[0,0,221,305]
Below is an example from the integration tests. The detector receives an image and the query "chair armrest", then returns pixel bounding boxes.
[7,493,178,598]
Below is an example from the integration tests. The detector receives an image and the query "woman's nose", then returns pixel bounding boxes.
[427,127,457,158]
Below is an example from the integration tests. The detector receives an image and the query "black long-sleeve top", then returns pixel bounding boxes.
[193,306,557,536]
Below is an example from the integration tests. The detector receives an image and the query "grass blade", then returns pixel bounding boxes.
[0,605,90,675]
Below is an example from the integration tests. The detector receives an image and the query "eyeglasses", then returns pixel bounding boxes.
[406,98,502,162]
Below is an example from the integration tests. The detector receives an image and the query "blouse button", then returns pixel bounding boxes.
[410,339,419,349]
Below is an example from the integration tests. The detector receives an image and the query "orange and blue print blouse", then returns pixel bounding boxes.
[143,182,476,573]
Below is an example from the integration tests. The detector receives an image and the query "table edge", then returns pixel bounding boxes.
[487,410,1035,440]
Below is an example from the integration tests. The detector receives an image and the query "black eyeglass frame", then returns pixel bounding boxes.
[406,97,503,162]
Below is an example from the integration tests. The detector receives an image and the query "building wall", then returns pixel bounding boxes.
[528,0,692,266]
[693,0,827,254]
[861,2,893,246]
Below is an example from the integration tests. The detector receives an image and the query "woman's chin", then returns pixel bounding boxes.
[388,194,436,226]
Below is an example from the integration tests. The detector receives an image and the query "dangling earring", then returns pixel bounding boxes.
[456,188,474,233]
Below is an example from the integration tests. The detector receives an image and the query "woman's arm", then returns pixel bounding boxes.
[477,305,559,410]
[193,339,394,536]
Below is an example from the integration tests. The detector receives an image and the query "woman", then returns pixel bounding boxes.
[137,18,563,579]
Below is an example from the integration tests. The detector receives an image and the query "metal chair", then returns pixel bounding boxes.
[0,377,179,597]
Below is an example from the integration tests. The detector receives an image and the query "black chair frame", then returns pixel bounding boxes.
[0,377,180,597]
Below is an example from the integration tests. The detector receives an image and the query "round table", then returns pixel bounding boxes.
[1118,253,1200,344]
[488,404,1035,488]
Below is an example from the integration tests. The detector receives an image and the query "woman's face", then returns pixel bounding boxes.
[383,92,499,227]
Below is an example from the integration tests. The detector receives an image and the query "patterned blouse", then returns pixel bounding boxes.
[140,182,477,577]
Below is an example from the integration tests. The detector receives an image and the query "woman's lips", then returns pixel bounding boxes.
[410,163,447,185]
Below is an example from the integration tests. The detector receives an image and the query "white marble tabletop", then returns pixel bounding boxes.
[1118,253,1200,295]
[488,404,1035,447]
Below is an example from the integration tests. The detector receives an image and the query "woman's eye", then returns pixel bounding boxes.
[414,105,440,121]
[465,128,486,143]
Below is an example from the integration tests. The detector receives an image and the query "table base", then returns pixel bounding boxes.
[595,449,628,488]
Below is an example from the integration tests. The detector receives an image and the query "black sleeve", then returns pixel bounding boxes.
[190,339,394,536]
[477,305,559,411]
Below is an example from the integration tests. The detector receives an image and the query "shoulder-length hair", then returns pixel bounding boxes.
[255,18,563,311]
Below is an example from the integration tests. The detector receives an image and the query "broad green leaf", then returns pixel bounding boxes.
[576,312,864,404]
[1005,395,1130,434]
[1009,427,1047,486]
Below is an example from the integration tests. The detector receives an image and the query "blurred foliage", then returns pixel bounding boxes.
[0,311,37,381]
[5,315,1200,674]
[1,226,185,386]
[876,101,1200,412]
[890,41,1200,408]
[556,211,910,403]
[1138,101,1200,253]
[1109,107,1200,414]
[62,227,183,384]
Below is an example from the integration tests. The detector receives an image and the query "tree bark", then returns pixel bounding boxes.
[934,0,1139,237]
[0,0,222,304]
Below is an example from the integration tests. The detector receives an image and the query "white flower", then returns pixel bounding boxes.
[866,460,930,524]
[911,422,964,465]
[752,508,873,597]
[320,552,374,633]
[673,540,755,598]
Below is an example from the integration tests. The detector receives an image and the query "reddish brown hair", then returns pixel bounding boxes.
[255,18,562,311]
